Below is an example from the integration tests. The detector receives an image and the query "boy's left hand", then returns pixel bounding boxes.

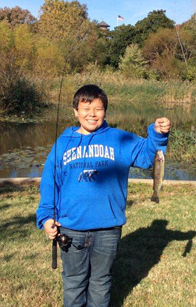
[154,117,171,134]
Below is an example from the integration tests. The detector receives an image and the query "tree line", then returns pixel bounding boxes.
[0,1,196,114]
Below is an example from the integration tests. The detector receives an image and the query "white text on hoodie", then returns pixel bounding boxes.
[63,145,115,166]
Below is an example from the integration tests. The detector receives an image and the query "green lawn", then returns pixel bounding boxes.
[0,183,196,307]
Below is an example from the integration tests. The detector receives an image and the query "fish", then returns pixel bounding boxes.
[151,150,165,203]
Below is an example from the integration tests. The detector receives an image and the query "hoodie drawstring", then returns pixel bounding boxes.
[78,133,95,182]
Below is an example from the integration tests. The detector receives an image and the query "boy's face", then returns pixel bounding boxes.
[74,98,106,135]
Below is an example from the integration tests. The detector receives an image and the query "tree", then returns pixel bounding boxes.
[174,17,196,80]
[0,6,36,26]
[142,28,179,78]
[38,0,88,40]
[104,10,174,68]
[0,20,13,54]
[134,10,174,46]
[142,15,196,81]
[37,0,98,74]
[91,36,110,67]
[34,36,64,77]
[107,24,136,67]
[88,26,112,68]
[13,24,35,71]
[119,44,148,79]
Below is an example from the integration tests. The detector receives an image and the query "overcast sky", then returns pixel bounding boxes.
[0,0,194,29]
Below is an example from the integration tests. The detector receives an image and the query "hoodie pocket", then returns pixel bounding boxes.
[59,195,121,226]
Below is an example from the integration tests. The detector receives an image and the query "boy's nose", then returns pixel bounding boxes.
[89,110,96,116]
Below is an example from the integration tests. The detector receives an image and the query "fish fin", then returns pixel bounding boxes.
[151,195,160,203]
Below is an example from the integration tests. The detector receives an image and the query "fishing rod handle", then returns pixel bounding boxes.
[52,238,57,269]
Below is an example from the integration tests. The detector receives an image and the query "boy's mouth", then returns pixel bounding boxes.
[87,119,97,123]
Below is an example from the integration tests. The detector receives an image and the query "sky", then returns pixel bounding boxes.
[0,0,195,30]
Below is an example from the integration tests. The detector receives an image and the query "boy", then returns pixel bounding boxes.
[36,84,171,307]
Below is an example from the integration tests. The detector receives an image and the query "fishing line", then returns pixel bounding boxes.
[173,0,188,69]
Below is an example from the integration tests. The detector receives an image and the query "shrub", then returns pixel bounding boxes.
[0,53,45,114]
[0,78,45,114]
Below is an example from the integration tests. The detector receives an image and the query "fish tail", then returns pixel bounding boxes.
[151,193,160,203]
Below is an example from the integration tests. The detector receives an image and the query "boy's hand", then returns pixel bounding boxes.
[154,117,171,134]
[44,219,61,240]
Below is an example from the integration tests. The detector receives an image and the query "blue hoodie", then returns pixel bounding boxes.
[36,121,169,230]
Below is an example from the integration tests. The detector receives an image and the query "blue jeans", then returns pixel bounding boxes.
[60,227,121,307]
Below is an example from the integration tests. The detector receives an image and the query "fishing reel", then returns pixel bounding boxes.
[57,232,85,251]
[52,229,72,269]
[52,228,86,269]
[56,233,72,252]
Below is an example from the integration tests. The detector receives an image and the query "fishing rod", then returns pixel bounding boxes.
[52,68,64,269]
[51,27,89,269]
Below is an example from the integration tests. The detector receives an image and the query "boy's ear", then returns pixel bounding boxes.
[73,108,78,118]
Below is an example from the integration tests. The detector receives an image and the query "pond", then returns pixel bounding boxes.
[0,109,196,181]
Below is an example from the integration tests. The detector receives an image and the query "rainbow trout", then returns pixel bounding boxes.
[151,150,165,203]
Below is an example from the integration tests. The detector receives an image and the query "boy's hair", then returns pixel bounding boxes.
[73,84,108,111]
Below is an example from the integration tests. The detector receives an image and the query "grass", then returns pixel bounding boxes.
[48,71,196,108]
[0,183,196,307]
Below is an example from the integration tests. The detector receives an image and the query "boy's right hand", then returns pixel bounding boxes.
[44,219,61,240]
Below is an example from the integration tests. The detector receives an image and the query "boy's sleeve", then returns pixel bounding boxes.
[36,145,59,229]
[128,123,169,169]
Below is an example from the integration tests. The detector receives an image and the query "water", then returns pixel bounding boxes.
[130,163,196,181]
[0,112,69,178]
[0,111,196,180]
